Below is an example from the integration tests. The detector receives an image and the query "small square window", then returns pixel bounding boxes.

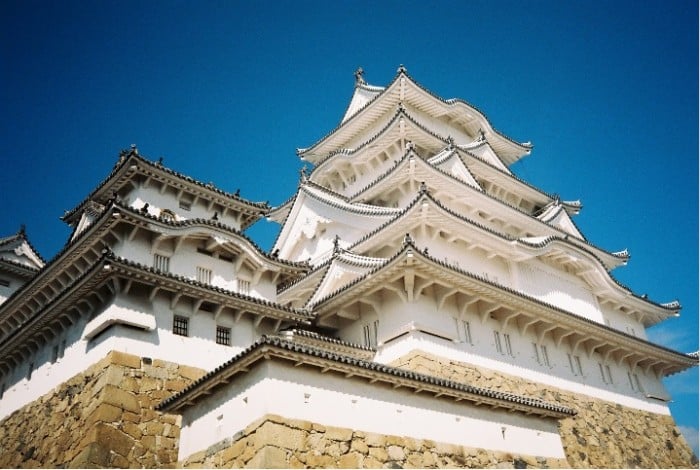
[179,200,192,211]
[173,315,189,337]
[216,326,231,346]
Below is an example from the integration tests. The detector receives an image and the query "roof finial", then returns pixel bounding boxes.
[299,165,308,183]
[354,67,365,86]
[478,128,485,142]
[397,64,407,74]
[333,235,341,253]
[419,181,428,194]
[18,224,26,236]
[446,135,455,148]
[403,233,413,245]
[130,144,138,155]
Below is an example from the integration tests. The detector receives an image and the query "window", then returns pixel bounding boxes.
[503,333,514,357]
[567,353,584,376]
[493,331,503,354]
[27,362,34,380]
[0,383,4,399]
[153,254,170,272]
[216,326,231,346]
[598,363,614,384]
[454,319,472,344]
[179,200,192,211]
[0,279,9,287]
[51,345,59,363]
[238,279,250,295]
[363,320,378,348]
[628,371,644,392]
[173,315,189,337]
[533,343,550,367]
[196,267,212,284]
[60,339,66,359]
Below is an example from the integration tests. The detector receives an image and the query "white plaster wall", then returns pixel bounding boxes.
[0,292,263,420]
[373,330,672,416]
[179,361,565,461]
[125,184,240,229]
[517,261,602,323]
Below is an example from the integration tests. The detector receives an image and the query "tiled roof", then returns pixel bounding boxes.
[310,240,692,362]
[62,149,269,229]
[157,335,575,418]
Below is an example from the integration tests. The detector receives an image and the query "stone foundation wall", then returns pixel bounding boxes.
[0,351,204,468]
[391,351,697,468]
[180,414,569,468]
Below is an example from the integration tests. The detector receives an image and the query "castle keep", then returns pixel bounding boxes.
[0,67,696,468]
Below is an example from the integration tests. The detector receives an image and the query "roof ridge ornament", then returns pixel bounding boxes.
[354,67,366,86]
[299,165,309,183]
[333,235,341,254]
[478,128,486,142]
[403,233,414,245]
[397,64,407,74]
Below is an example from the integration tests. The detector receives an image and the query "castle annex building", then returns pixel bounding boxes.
[0,67,696,468]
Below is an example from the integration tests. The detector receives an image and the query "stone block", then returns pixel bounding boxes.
[95,423,134,458]
[254,421,306,451]
[369,446,388,461]
[387,445,406,461]
[85,403,122,426]
[338,451,364,468]
[178,364,205,381]
[364,432,387,447]
[108,351,142,369]
[351,438,369,455]
[245,445,288,468]
[101,384,141,413]
[325,425,354,441]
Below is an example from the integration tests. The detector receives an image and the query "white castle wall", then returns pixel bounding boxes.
[178,360,566,461]
[0,289,266,421]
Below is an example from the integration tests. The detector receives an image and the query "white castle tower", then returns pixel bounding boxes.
[0,67,696,468]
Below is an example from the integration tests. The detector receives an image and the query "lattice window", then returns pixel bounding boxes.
[455,319,473,345]
[363,320,378,348]
[503,333,514,357]
[493,331,503,354]
[173,315,189,337]
[196,266,212,284]
[216,326,231,346]
[153,254,170,272]
[238,279,250,295]
[533,343,551,367]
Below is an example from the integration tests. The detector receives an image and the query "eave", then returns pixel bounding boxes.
[310,242,695,377]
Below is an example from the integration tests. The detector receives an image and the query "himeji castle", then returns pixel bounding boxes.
[0,67,696,468]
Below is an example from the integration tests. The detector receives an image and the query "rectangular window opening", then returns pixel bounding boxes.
[494,331,503,354]
[238,279,250,295]
[173,315,189,337]
[179,200,192,211]
[216,326,231,346]
[504,333,513,357]
[196,266,212,284]
[153,254,170,272]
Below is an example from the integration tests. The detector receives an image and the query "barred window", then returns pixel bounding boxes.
[216,326,231,346]
[493,331,503,354]
[503,333,514,357]
[153,254,170,272]
[363,320,378,348]
[179,200,192,211]
[196,266,212,284]
[533,342,550,367]
[238,279,250,295]
[173,315,189,337]
[456,319,472,345]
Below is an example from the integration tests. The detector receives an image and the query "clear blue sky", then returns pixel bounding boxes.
[1,0,697,453]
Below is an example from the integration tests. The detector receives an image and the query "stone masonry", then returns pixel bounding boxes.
[391,351,697,468]
[179,413,570,469]
[0,351,204,468]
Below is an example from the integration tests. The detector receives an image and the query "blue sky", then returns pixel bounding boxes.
[1,0,697,453]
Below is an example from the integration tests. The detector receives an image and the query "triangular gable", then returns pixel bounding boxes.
[341,84,385,123]
[306,251,384,306]
[428,148,482,190]
[0,228,44,270]
[460,141,511,174]
[538,204,584,239]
